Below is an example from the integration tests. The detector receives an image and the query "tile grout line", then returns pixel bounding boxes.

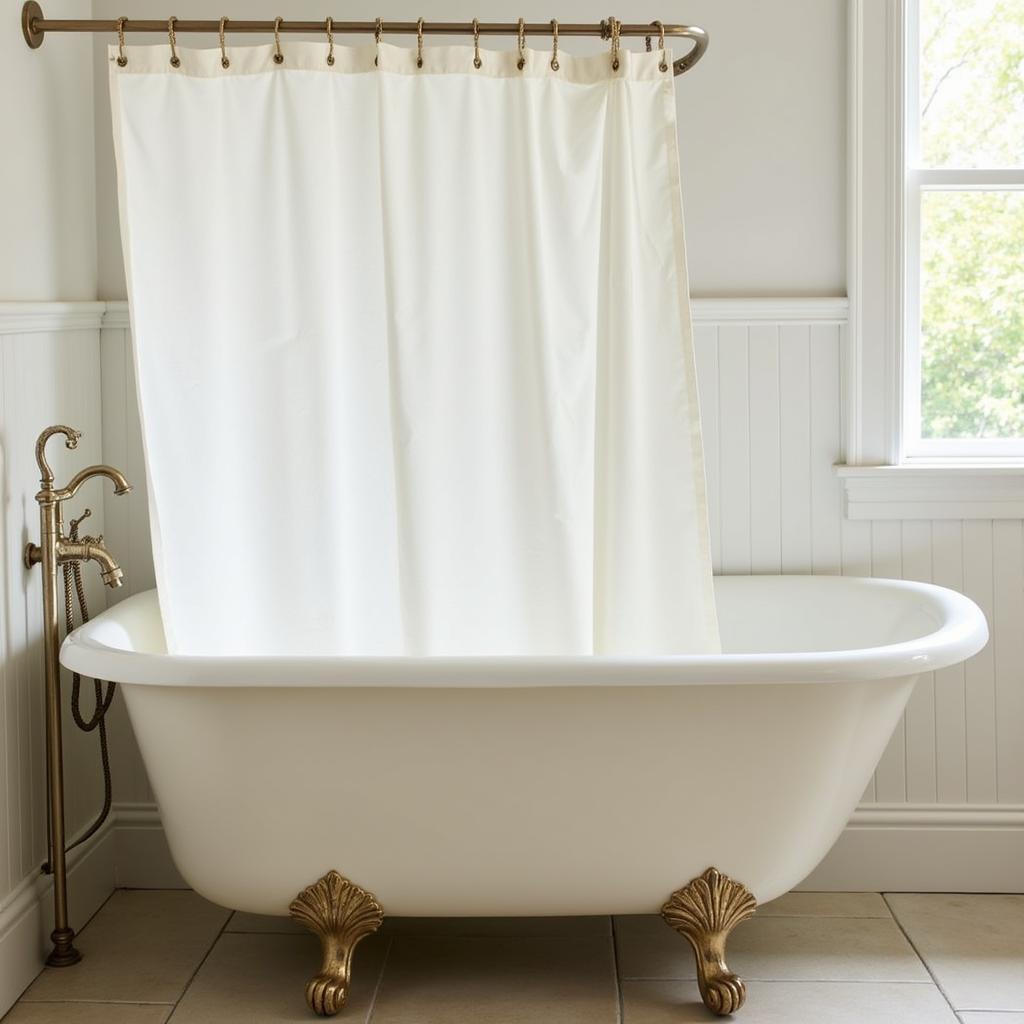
[161,901,235,1021]
[364,935,394,1023]
[882,893,961,1017]
[608,916,624,1024]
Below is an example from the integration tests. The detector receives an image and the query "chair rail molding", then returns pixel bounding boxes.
[847,0,906,466]
[100,297,850,331]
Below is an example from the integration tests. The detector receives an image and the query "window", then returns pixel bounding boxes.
[903,0,1024,459]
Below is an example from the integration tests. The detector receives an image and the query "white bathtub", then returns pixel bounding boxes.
[63,575,986,920]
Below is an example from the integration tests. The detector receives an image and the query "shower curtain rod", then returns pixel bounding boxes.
[20,2,708,75]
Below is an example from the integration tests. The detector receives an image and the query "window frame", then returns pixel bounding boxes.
[846,0,1024,470]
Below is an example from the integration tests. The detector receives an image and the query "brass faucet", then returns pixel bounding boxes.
[23,425,131,967]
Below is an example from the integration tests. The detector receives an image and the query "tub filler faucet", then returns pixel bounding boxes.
[24,425,131,968]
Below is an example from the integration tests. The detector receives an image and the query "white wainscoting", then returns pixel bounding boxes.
[48,298,1022,892]
[0,304,120,1013]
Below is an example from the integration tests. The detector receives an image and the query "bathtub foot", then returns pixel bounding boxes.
[289,871,384,1017]
[661,867,757,1017]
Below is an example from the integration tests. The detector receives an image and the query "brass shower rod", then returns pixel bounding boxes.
[20,2,709,75]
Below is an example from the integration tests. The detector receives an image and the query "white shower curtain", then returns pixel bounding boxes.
[110,39,718,657]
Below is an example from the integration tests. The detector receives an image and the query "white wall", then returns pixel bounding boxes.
[0,0,96,300]
[88,0,847,299]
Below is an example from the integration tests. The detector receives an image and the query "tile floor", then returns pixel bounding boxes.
[5,889,1023,1022]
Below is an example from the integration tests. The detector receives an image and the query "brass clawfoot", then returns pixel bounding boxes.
[661,867,757,1017]
[289,871,384,1017]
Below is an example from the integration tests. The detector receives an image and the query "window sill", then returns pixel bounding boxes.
[834,464,1024,520]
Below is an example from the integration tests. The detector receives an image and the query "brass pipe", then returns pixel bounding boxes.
[20,3,709,75]
[24,426,131,968]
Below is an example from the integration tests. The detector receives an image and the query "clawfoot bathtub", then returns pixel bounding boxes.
[62,575,986,1017]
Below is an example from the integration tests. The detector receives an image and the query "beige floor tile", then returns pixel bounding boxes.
[168,931,387,1023]
[22,891,230,1004]
[381,916,611,938]
[3,1005,171,1024]
[759,892,891,917]
[370,935,618,1024]
[225,912,610,937]
[887,894,1024,1012]
[615,913,929,982]
[225,911,305,934]
[960,1015,1024,1022]
[623,979,959,1023]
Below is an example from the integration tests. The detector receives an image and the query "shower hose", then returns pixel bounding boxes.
[44,508,116,871]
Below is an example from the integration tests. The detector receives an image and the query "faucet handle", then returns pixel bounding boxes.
[68,507,92,538]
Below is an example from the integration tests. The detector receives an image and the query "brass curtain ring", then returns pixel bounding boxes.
[219,16,230,68]
[549,19,559,71]
[645,32,652,52]
[325,16,335,65]
[167,16,180,67]
[517,17,526,70]
[115,16,127,67]
[374,17,383,67]
[472,17,482,69]
[273,16,284,64]
[416,17,424,68]
[609,15,621,71]
[653,20,667,72]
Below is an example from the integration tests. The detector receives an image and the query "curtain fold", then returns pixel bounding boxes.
[110,40,719,656]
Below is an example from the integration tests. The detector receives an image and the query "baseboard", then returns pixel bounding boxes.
[113,803,186,889]
[0,820,116,1017]
[111,800,1024,895]
[800,804,1024,892]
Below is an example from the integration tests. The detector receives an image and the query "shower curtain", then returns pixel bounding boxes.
[109,39,719,657]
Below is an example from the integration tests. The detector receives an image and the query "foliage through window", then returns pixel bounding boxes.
[907,0,1024,455]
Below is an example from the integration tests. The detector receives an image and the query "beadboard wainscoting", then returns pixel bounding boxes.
[0,305,123,1012]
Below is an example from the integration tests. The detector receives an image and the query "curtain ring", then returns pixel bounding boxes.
[167,16,180,68]
[517,17,526,70]
[219,16,230,68]
[645,33,652,52]
[273,16,284,64]
[374,17,383,67]
[472,18,482,69]
[609,15,621,71]
[653,20,667,72]
[115,16,127,67]
[325,16,335,66]
[549,19,559,71]
[416,17,424,68]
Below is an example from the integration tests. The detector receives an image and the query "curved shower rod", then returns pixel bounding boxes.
[20,2,709,76]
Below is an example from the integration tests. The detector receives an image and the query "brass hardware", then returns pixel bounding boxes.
[516,17,526,70]
[549,18,559,71]
[609,15,621,71]
[272,16,283,64]
[472,17,482,68]
[289,871,384,1017]
[661,867,757,1017]
[19,4,710,76]
[25,426,131,969]
[22,0,44,47]
[219,16,229,67]
[167,16,179,67]
[416,16,424,68]
[115,15,127,66]
[652,21,668,72]
[374,16,382,66]
[325,16,334,65]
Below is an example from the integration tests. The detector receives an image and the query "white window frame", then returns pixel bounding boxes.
[840,0,1024,517]
[902,0,1024,460]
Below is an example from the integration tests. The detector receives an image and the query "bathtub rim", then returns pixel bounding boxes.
[60,575,988,688]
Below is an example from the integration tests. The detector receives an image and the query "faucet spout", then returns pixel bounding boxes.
[53,465,132,503]
[57,539,125,588]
